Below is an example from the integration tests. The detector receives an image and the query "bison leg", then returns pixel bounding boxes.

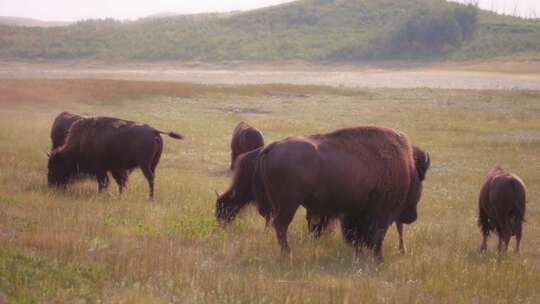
[141,139,163,201]
[97,172,109,193]
[141,166,155,201]
[272,204,300,256]
[365,215,391,262]
[306,209,327,239]
[497,225,511,253]
[396,222,406,254]
[478,209,490,253]
[372,225,390,262]
[111,170,128,195]
[515,222,522,255]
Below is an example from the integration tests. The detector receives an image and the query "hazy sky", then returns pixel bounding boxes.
[0,0,539,21]
[0,0,295,21]
[450,0,540,18]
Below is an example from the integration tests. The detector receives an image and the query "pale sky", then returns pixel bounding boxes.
[0,0,538,21]
[0,0,296,21]
[450,0,540,18]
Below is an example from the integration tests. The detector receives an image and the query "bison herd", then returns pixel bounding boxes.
[47,112,528,261]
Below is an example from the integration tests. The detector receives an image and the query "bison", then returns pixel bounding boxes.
[47,116,183,200]
[51,112,83,150]
[230,122,264,170]
[478,167,527,254]
[216,147,270,223]
[255,126,419,260]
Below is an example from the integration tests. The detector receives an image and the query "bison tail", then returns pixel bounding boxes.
[167,132,184,140]
[156,129,184,140]
[511,179,527,223]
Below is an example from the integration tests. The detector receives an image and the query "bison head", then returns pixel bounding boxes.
[216,149,262,224]
[400,147,431,224]
[215,189,249,224]
[47,152,77,187]
[413,147,431,181]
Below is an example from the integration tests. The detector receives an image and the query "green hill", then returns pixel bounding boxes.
[1,0,539,62]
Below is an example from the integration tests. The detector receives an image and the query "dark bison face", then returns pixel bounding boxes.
[215,190,246,224]
[47,153,76,187]
[399,148,431,224]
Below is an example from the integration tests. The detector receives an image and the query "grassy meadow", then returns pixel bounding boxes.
[0,79,539,303]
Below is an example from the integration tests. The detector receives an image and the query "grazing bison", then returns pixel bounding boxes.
[306,145,430,253]
[256,126,418,260]
[216,147,271,223]
[230,122,264,170]
[51,112,83,150]
[478,167,527,254]
[47,116,183,200]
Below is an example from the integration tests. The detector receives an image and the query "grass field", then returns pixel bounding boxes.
[0,79,539,303]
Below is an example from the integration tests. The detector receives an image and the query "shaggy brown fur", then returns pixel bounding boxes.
[47,116,183,200]
[478,167,527,254]
[230,122,264,170]
[50,112,83,150]
[255,126,417,261]
[215,148,268,223]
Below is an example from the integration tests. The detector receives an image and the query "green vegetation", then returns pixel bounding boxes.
[1,0,540,62]
[0,79,539,302]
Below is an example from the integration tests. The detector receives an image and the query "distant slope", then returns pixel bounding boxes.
[0,0,539,61]
[0,16,71,27]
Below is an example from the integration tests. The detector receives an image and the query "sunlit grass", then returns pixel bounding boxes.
[0,79,539,303]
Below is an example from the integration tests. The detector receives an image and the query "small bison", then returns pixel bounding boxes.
[47,116,183,200]
[51,112,83,150]
[230,122,264,170]
[479,167,527,254]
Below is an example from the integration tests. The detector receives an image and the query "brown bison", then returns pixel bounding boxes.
[306,145,430,253]
[218,126,420,261]
[47,116,183,200]
[51,112,83,150]
[256,126,418,260]
[478,167,527,254]
[230,122,264,170]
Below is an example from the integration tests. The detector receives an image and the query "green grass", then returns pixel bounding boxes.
[1,0,540,62]
[0,79,539,303]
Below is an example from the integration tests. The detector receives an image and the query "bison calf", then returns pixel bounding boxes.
[478,167,527,254]
[230,122,264,170]
[47,116,183,200]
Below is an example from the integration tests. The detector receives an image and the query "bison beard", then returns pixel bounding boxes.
[230,122,264,170]
[478,167,527,254]
[47,116,183,200]
[255,126,417,261]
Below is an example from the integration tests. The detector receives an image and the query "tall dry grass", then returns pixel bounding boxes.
[0,79,539,303]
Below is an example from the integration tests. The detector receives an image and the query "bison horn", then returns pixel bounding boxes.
[425,152,431,167]
[214,190,220,198]
[45,151,51,158]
